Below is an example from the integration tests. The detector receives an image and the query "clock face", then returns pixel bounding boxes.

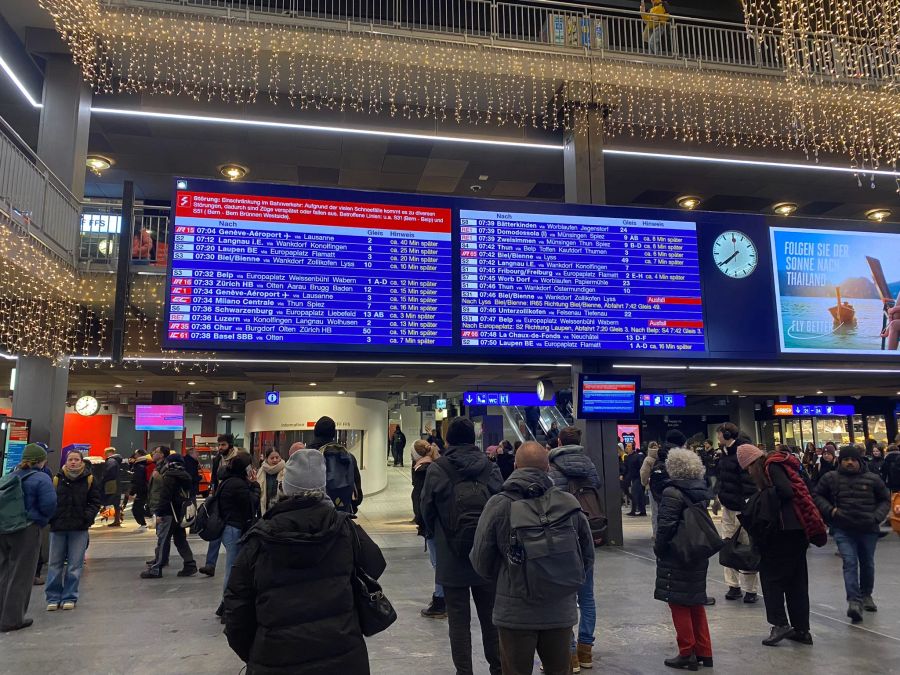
[75,395,100,417]
[712,230,757,279]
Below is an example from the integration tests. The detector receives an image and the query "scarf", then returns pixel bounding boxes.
[765,452,828,547]
[261,460,285,475]
[63,465,86,481]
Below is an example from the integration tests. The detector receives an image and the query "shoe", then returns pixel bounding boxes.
[137,525,148,532]
[140,569,162,579]
[743,592,759,604]
[725,586,743,600]
[570,652,581,673]
[704,596,716,606]
[420,594,447,619]
[847,601,863,622]
[861,595,878,612]
[46,603,59,612]
[198,565,215,577]
[762,625,792,646]
[33,576,45,586]
[786,629,813,645]
[625,512,638,517]
[637,512,647,516]
[215,602,224,617]
[177,565,198,577]
[577,643,593,668]
[107,522,122,527]
[0,619,33,632]
[664,654,698,671]
[61,601,75,610]
[697,656,713,668]
[145,560,168,568]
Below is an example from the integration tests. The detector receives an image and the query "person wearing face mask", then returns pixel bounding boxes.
[45,450,102,611]
[814,445,891,623]
[257,449,286,516]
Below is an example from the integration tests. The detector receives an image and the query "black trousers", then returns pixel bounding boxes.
[498,626,572,675]
[759,530,810,631]
[443,584,502,675]
[132,495,148,527]
[630,480,646,515]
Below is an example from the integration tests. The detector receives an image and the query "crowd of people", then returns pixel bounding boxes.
[0,416,898,675]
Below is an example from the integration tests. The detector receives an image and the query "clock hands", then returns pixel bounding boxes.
[718,250,740,267]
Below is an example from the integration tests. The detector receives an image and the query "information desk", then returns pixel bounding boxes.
[458,210,705,351]
[166,190,453,348]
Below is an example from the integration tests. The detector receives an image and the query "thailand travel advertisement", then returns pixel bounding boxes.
[771,227,900,355]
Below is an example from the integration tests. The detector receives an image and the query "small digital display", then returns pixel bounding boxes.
[435,399,447,410]
[640,393,687,408]
[577,376,640,419]
[135,405,185,431]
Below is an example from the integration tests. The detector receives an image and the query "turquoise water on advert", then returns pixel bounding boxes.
[780,296,893,352]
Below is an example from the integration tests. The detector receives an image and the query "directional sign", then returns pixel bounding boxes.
[265,391,280,406]
[774,404,855,416]
[462,392,556,407]
[640,393,686,408]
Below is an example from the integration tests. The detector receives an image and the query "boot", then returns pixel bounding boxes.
[847,600,863,623]
[743,592,759,604]
[177,563,198,577]
[724,586,743,600]
[697,656,713,668]
[570,652,581,673]
[198,565,215,577]
[664,654,698,671]
[861,595,878,612]
[577,643,593,669]
[140,568,162,579]
[420,594,447,619]
[762,625,792,646]
[786,629,813,645]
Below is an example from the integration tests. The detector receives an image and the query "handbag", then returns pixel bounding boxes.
[348,519,397,636]
[718,524,760,571]
[669,491,724,565]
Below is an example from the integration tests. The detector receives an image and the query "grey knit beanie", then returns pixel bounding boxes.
[282,448,327,495]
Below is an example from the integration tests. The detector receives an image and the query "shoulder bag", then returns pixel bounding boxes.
[347,518,396,636]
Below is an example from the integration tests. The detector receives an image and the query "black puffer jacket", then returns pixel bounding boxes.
[49,468,103,532]
[649,443,678,502]
[420,443,503,587]
[224,496,386,675]
[654,478,711,606]
[814,465,891,534]
[549,445,601,490]
[218,470,261,533]
[411,456,436,536]
[154,459,194,518]
[716,443,756,511]
[129,455,150,498]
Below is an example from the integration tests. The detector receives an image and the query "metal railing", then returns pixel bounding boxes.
[121,0,838,74]
[79,202,171,271]
[0,117,81,265]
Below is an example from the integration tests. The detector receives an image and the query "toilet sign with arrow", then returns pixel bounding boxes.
[462,392,555,407]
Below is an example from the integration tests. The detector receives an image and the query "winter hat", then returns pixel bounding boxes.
[838,445,862,462]
[21,443,47,464]
[229,452,252,476]
[446,417,476,446]
[282,449,327,495]
[665,429,687,447]
[313,416,336,442]
[737,443,765,470]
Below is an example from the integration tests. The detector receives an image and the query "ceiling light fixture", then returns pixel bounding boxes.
[816,390,824,394]
[220,164,248,181]
[773,202,798,216]
[86,155,112,175]
[337,390,346,395]
[426,379,435,384]
[865,208,891,223]
[187,381,196,386]
[732,389,739,393]
[309,382,317,386]
[90,107,563,151]
[0,54,42,108]
[710,383,718,387]
[676,195,701,210]
[114,384,122,388]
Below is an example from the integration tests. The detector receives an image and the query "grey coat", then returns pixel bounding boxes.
[469,468,594,630]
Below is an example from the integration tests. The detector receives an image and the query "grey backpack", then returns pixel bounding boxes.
[506,488,586,602]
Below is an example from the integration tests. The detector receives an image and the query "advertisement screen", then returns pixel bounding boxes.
[1,419,30,476]
[771,227,900,355]
[135,405,185,431]
[578,375,640,419]
[459,210,705,352]
[165,179,453,351]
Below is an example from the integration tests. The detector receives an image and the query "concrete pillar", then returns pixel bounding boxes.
[37,55,91,198]
[734,398,758,444]
[200,406,219,436]
[12,356,69,470]
[563,108,606,205]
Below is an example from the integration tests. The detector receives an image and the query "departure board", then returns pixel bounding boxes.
[459,210,705,352]
[165,185,453,349]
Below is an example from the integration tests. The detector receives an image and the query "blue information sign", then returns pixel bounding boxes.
[265,391,280,406]
[640,393,686,408]
[462,392,556,407]
[791,404,855,416]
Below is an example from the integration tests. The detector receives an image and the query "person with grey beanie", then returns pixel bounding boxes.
[224,449,386,673]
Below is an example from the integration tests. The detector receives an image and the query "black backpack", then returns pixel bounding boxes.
[435,458,493,558]
[505,488,586,602]
[551,463,608,547]
[191,477,230,541]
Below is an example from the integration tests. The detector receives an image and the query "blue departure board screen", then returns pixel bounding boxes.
[578,375,640,419]
[458,210,705,352]
[164,181,453,350]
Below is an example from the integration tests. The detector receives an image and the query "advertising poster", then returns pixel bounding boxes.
[2,419,30,476]
[771,227,900,354]
[617,424,641,453]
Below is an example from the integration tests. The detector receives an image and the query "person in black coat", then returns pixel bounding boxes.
[45,450,102,610]
[141,454,196,579]
[410,439,445,619]
[183,447,202,498]
[654,448,713,671]
[624,444,647,516]
[128,450,151,530]
[224,449,386,674]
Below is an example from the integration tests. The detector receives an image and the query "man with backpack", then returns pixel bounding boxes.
[309,416,363,514]
[141,452,197,579]
[421,417,503,675]
[548,426,603,671]
[471,441,594,675]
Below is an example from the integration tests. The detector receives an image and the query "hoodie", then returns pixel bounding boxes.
[224,496,386,674]
[469,467,593,630]
[153,458,194,518]
[420,443,503,587]
[549,444,601,491]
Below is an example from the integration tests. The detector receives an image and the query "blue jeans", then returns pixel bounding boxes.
[574,566,596,646]
[206,536,222,568]
[832,528,878,602]
[46,530,89,605]
[426,538,443,598]
[221,525,242,597]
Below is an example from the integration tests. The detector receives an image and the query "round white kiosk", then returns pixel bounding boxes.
[245,392,388,496]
